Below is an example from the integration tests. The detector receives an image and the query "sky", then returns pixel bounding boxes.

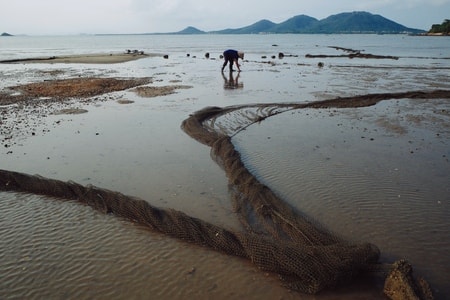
[1,0,449,35]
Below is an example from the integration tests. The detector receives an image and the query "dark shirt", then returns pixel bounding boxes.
[223,49,239,60]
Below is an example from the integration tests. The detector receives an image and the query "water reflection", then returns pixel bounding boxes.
[222,70,243,90]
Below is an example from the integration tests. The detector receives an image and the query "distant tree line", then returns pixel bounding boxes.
[429,19,450,34]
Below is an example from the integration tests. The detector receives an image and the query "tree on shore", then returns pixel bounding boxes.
[429,19,450,34]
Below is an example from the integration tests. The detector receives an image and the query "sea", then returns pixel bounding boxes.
[1,34,449,299]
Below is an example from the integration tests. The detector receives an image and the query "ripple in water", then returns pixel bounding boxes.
[0,192,313,299]
[232,98,450,298]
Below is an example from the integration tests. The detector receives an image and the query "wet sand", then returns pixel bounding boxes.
[1,47,449,299]
[0,52,157,64]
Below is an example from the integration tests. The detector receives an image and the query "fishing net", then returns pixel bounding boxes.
[0,168,378,294]
[2,89,447,298]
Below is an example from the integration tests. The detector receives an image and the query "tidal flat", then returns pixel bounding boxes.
[1,34,450,299]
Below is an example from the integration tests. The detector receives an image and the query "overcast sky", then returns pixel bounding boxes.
[1,0,449,35]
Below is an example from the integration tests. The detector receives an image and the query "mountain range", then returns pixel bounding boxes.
[175,11,424,34]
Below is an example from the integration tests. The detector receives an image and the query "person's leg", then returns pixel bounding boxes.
[222,57,229,71]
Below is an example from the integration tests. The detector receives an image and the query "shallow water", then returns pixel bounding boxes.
[232,98,450,297]
[0,192,289,300]
[1,34,450,299]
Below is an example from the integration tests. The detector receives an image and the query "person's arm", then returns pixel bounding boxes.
[235,59,241,72]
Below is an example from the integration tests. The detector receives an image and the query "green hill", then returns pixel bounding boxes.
[176,26,205,34]
[175,11,424,34]
[428,19,450,35]
[212,19,276,34]
[305,11,419,34]
[268,15,319,33]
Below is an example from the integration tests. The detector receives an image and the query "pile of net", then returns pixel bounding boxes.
[2,89,447,298]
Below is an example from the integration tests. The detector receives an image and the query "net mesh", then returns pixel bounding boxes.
[2,89,448,298]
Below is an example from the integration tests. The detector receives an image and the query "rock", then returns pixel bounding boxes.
[52,108,88,115]
[117,99,134,104]
[384,260,434,300]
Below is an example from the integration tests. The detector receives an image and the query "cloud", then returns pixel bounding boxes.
[1,0,449,34]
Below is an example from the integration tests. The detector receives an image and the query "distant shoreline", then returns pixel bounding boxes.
[423,32,449,36]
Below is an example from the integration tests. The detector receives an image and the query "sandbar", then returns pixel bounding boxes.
[0,53,158,64]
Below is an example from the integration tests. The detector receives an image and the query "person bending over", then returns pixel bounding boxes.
[222,49,244,72]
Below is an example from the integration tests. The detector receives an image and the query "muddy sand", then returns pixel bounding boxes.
[1,73,449,299]
[0,76,193,150]
[1,50,449,299]
[0,77,152,105]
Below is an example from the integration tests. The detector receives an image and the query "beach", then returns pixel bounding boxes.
[0,52,155,64]
[1,34,449,299]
